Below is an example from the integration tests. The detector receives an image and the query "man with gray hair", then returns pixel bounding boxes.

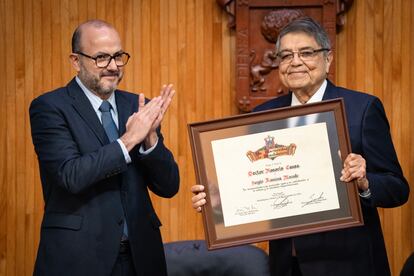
[192,17,409,276]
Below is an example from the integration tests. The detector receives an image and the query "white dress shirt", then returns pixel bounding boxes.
[287,80,327,128]
[75,77,157,163]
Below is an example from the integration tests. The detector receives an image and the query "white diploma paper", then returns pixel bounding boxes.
[211,123,339,227]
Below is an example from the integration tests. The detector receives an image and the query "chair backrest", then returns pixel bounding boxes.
[401,252,414,276]
[164,240,270,276]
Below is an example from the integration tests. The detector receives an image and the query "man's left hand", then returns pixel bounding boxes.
[340,153,369,191]
[144,84,175,149]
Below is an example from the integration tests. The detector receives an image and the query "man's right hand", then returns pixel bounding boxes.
[191,184,207,212]
[120,93,163,151]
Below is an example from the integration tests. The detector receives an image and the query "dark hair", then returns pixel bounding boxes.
[275,17,331,52]
[71,19,114,53]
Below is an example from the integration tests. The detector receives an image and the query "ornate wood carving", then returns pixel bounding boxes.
[217,0,353,31]
[217,0,354,112]
[250,9,303,93]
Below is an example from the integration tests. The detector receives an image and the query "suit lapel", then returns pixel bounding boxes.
[278,92,293,107]
[115,92,133,136]
[66,78,109,145]
[322,80,340,101]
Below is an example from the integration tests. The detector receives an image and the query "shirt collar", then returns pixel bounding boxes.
[291,79,327,106]
[75,76,117,113]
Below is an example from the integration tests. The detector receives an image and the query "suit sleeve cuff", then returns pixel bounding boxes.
[117,139,132,164]
[139,138,159,155]
[359,188,372,199]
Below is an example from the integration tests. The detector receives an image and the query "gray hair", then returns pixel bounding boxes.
[275,17,331,52]
[71,19,115,53]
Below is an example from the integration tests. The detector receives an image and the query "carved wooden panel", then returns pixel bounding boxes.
[229,0,339,111]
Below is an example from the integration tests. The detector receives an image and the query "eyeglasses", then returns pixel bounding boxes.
[75,52,130,68]
[277,48,330,64]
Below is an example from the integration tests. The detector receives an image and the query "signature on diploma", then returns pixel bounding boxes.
[234,204,259,217]
[301,192,326,207]
[270,194,293,209]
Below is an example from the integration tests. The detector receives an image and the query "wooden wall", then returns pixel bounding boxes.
[0,0,412,275]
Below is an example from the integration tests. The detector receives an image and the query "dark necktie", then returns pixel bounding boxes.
[99,100,128,239]
[99,101,119,142]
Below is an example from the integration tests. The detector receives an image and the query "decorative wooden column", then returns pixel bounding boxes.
[217,0,353,112]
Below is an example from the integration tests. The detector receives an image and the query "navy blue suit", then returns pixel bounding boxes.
[255,80,409,276]
[30,78,180,276]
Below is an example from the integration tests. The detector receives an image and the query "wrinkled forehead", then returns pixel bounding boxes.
[279,31,320,51]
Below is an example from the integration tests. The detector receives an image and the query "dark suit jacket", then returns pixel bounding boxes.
[255,80,409,276]
[29,78,180,276]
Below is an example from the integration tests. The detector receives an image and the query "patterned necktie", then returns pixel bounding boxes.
[99,101,119,142]
[99,100,128,239]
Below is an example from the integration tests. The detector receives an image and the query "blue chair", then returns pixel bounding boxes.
[164,240,270,276]
[401,252,414,276]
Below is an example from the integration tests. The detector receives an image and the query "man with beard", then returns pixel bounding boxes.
[29,20,179,276]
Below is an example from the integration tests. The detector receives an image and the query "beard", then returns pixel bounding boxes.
[78,62,123,97]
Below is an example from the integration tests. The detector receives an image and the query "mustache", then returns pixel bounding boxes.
[100,71,120,77]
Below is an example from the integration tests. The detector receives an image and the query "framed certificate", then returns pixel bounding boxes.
[188,99,363,250]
